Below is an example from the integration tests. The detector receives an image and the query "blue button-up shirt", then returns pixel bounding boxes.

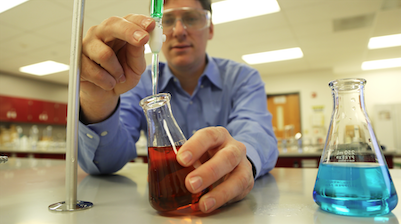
[78,55,278,179]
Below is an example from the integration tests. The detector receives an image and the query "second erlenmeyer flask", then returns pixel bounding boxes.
[313,78,398,216]
[140,93,211,212]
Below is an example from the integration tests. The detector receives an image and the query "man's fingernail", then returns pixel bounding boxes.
[133,30,146,41]
[118,74,126,83]
[204,198,216,212]
[189,176,202,191]
[142,18,153,28]
[178,151,192,166]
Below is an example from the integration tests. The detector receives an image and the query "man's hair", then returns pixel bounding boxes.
[197,0,212,13]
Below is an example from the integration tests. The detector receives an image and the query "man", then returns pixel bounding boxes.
[78,0,278,213]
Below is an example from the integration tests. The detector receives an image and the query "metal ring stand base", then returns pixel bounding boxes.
[48,200,93,212]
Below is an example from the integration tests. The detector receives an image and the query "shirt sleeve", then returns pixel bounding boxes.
[227,65,278,179]
[77,99,140,175]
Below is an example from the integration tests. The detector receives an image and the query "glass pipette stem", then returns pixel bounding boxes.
[150,0,163,96]
[152,52,159,95]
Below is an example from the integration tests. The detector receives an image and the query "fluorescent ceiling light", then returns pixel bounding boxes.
[19,60,70,76]
[361,58,401,70]
[0,0,29,14]
[212,0,280,25]
[368,33,401,49]
[242,47,303,65]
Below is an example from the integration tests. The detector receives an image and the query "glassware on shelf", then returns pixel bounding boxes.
[29,125,39,149]
[313,78,398,216]
[140,93,211,212]
[0,155,8,163]
[42,126,53,141]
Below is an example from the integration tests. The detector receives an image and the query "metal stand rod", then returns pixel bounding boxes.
[49,0,93,212]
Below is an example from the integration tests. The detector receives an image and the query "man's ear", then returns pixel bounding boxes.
[208,22,214,40]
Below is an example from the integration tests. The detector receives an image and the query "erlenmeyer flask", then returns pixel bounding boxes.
[313,78,398,216]
[139,93,211,212]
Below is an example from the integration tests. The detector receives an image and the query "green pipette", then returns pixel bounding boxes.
[149,0,165,95]
[150,0,163,19]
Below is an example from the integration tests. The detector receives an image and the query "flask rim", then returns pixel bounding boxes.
[139,93,171,109]
[329,78,366,91]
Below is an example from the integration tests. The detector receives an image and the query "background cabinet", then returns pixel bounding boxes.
[0,95,67,125]
[0,96,29,122]
[53,103,67,125]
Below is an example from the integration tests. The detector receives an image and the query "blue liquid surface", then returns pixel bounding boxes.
[313,163,398,216]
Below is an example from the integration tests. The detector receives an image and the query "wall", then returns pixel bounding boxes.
[262,67,401,141]
[0,73,68,103]
[263,69,333,142]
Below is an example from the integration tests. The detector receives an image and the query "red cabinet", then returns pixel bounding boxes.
[53,103,67,125]
[28,100,56,123]
[0,95,67,125]
[0,96,30,122]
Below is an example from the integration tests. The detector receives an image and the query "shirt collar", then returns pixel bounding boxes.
[159,63,174,92]
[159,54,223,92]
[203,54,223,90]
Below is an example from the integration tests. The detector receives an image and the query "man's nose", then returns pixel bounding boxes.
[172,19,187,35]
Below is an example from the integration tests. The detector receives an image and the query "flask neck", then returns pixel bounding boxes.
[140,93,186,147]
[330,78,368,113]
[328,78,374,145]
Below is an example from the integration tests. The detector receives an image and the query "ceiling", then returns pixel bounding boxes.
[0,0,400,86]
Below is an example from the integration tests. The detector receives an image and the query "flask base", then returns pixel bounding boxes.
[313,163,398,217]
[314,193,397,216]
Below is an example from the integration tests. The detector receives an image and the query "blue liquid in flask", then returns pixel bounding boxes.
[313,163,398,216]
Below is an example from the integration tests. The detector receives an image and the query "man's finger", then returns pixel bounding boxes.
[80,54,117,91]
[83,38,125,84]
[198,159,254,213]
[184,143,245,194]
[177,127,229,167]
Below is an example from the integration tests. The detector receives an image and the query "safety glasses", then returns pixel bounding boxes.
[162,7,211,34]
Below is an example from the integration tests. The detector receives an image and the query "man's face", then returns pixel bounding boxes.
[161,0,214,70]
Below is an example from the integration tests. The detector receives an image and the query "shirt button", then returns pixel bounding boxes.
[192,130,196,134]
[200,85,204,88]
[100,131,108,136]
[86,133,93,139]
[189,101,193,104]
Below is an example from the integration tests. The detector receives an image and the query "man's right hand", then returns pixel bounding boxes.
[80,14,155,124]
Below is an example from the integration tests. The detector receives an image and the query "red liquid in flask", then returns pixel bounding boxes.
[148,145,211,212]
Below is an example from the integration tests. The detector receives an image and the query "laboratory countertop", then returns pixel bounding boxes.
[1,158,401,224]
[2,145,398,157]
[0,145,148,156]
[0,146,66,154]
[277,148,398,157]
